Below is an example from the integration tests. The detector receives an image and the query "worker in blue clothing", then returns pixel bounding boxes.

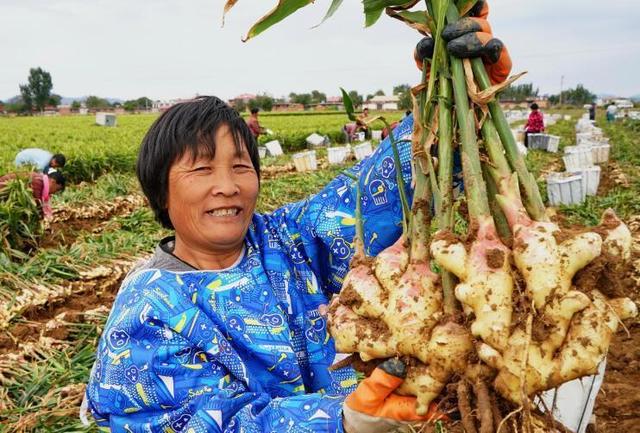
[14,148,66,174]
[83,3,517,429]
[83,95,437,433]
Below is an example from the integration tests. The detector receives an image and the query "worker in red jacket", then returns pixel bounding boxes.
[0,171,66,218]
[524,103,545,148]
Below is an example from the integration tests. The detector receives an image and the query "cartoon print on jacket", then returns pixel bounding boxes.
[85,116,416,432]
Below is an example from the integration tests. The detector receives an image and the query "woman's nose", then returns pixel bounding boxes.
[210,169,240,196]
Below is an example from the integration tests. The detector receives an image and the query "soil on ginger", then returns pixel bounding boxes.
[592,214,640,433]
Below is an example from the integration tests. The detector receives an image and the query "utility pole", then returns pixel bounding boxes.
[560,75,564,106]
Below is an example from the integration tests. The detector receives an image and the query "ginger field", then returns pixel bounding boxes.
[0,111,638,432]
[0,111,397,183]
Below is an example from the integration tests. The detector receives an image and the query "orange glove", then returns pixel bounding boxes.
[342,359,446,433]
[413,0,511,85]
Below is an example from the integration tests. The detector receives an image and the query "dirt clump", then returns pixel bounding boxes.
[486,248,505,269]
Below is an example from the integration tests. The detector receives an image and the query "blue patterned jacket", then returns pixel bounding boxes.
[85,116,415,432]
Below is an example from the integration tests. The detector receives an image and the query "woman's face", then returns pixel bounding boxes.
[166,125,259,256]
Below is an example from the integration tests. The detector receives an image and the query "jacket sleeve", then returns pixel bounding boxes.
[266,115,415,295]
[85,272,347,433]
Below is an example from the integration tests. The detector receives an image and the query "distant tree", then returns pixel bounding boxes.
[71,100,81,111]
[123,100,136,111]
[49,94,62,107]
[365,90,385,101]
[393,84,412,111]
[234,99,247,113]
[122,97,149,112]
[85,95,110,110]
[5,101,28,114]
[19,84,33,113]
[23,67,53,112]
[548,84,596,106]
[311,90,326,104]
[290,92,312,108]
[498,83,539,102]
[136,97,152,110]
[348,90,363,109]
[247,94,274,112]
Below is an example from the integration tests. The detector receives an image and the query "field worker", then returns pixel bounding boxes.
[15,148,66,174]
[342,122,358,143]
[82,5,578,433]
[83,95,445,432]
[606,103,617,123]
[246,107,267,139]
[355,107,371,139]
[0,170,65,218]
[524,103,545,148]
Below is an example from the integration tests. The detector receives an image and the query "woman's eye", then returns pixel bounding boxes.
[234,164,253,170]
[193,166,210,172]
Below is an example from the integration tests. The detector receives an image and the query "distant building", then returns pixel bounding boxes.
[500,98,549,110]
[312,96,343,111]
[228,93,257,109]
[272,102,305,112]
[364,95,400,111]
[613,99,634,109]
[152,98,194,113]
[58,105,72,116]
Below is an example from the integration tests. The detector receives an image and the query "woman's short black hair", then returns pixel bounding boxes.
[48,170,66,191]
[530,103,539,110]
[136,95,260,229]
[51,154,66,167]
[250,107,260,115]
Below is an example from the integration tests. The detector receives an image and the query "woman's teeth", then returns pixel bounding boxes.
[207,208,239,217]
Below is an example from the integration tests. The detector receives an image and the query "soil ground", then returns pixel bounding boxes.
[593,213,640,433]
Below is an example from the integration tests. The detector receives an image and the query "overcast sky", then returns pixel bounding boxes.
[2,0,639,102]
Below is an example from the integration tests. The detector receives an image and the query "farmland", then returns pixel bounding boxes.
[0,110,638,432]
[0,111,399,183]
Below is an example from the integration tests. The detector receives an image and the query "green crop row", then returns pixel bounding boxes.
[0,111,403,184]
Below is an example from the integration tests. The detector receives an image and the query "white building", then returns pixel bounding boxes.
[364,95,400,111]
[152,98,194,113]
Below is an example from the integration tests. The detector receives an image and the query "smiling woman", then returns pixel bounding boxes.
[84,95,421,433]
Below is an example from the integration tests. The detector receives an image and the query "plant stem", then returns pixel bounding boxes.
[470,58,547,221]
[410,159,432,262]
[343,171,365,259]
[437,72,454,229]
[423,0,459,315]
[482,162,511,243]
[384,120,411,236]
[445,3,492,223]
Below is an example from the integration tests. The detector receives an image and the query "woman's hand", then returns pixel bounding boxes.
[342,359,445,433]
[413,0,512,84]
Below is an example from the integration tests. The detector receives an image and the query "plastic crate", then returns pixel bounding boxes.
[292,150,317,172]
[546,135,560,153]
[327,146,351,165]
[353,142,373,161]
[306,133,327,147]
[372,130,383,141]
[528,134,560,152]
[563,146,594,171]
[570,166,601,196]
[591,144,610,164]
[264,140,283,157]
[547,173,586,206]
[528,133,548,150]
